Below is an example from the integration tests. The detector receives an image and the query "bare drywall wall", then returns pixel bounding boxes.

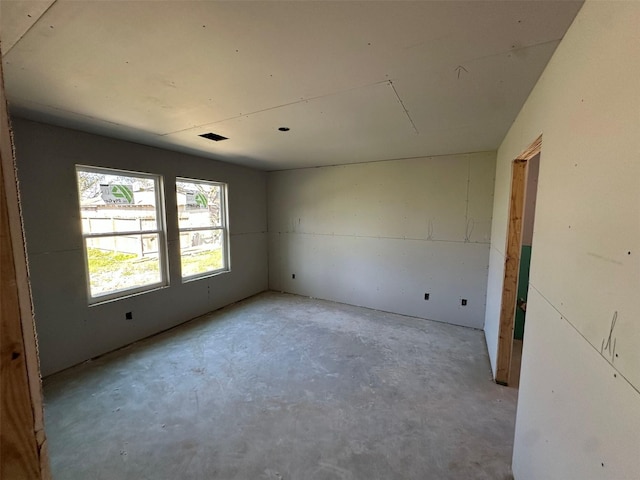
[484,1,640,477]
[268,152,496,328]
[12,118,268,376]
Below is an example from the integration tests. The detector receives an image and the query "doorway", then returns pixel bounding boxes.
[0,58,50,476]
[495,136,541,386]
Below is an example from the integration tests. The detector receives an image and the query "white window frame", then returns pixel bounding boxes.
[176,177,230,281]
[76,165,169,304]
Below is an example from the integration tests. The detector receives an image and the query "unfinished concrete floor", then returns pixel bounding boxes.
[43,292,518,480]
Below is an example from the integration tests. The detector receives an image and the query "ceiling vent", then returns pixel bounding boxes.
[199,132,228,142]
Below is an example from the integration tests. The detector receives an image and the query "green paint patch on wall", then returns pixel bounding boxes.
[514,245,532,340]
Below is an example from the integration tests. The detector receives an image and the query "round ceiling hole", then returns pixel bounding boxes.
[278,127,290,132]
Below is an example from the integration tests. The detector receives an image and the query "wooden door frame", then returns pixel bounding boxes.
[495,135,541,386]
[0,53,51,477]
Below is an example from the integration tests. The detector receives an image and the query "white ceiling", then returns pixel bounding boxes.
[1,0,582,171]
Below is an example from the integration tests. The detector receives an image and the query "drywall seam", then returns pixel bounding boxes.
[271,231,490,245]
[267,150,497,173]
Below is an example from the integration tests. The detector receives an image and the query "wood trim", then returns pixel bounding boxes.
[0,54,51,478]
[516,134,542,161]
[495,134,542,385]
[495,159,528,385]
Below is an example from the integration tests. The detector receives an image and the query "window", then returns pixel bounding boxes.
[176,178,229,279]
[76,166,167,302]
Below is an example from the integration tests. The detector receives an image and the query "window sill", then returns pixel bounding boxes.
[88,283,169,307]
[181,268,230,284]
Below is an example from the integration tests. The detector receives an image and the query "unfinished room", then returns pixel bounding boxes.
[1,1,638,479]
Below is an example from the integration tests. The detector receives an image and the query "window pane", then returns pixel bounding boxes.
[176,180,222,229]
[85,234,162,297]
[179,229,224,278]
[77,169,158,234]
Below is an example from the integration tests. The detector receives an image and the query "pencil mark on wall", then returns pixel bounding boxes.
[587,252,623,266]
[532,284,639,395]
[289,217,301,233]
[464,218,475,243]
[600,311,618,363]
[454,65,468,79]
[464,157,471,228]
[388,80,419,134]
